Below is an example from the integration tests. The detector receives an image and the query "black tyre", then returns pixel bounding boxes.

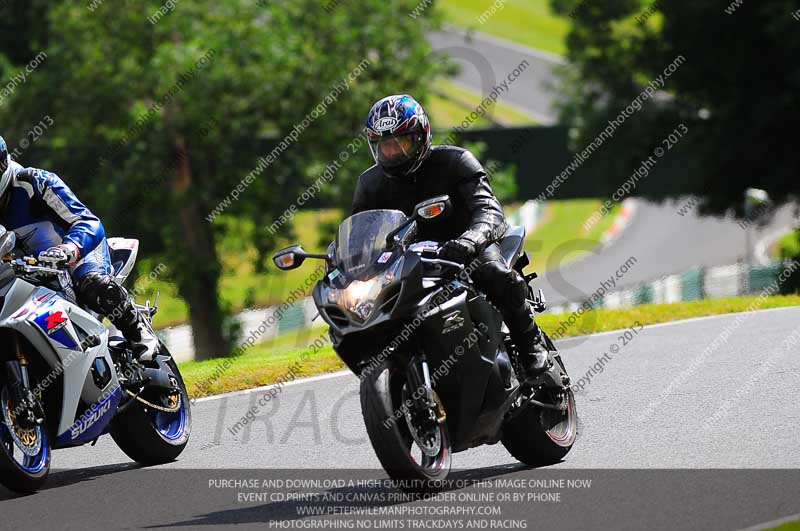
[360,360,451,490]
[0,384,50,494]
[111,356,191,465]
[501,385,577,467]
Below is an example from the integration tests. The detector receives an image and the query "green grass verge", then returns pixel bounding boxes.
[520,198,620,271]
[179,294,800,398]
[540,295,800,339]
[439,0,569,56]
[428,79,537,127]
[766,518,800,531]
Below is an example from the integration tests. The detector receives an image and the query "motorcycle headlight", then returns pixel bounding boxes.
[329,268,397,322]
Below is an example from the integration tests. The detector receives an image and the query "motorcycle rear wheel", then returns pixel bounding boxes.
[111,354,191,465]
[501,381,577,466]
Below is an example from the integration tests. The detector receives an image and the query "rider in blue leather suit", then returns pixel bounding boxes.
[0,136,158,361]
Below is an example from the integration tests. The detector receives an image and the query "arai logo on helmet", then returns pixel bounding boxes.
[374,116,399,132]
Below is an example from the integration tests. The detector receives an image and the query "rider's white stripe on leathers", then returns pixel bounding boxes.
[43,188,82,225]
[14,177,34,199]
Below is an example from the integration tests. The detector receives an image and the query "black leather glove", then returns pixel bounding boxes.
[439,238,476,264]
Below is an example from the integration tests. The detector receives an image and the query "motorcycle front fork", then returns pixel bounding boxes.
[405,354,438,418]
[3,335,45,428]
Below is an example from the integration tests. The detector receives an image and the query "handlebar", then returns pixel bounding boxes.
[9,258,65,278]
[5,257,77,303]
[412,244,467,277]
[417,245,466,278]
[419,257,465,271]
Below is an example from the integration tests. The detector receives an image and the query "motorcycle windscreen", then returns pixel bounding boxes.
[334,210,408,280]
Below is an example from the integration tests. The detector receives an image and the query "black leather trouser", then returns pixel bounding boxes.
[470,243,539,341]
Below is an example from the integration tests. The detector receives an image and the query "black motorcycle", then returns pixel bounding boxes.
[273,196,576,486]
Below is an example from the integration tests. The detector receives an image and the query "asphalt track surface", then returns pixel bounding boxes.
[428,27,562,124]
[536,199,798,307]
[3,307,799,530]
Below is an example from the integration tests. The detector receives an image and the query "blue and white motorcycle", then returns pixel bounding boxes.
[0,226,191,494]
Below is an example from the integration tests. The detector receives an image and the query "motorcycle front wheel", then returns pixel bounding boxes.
[360,359,451,490]
[0,384,51,494]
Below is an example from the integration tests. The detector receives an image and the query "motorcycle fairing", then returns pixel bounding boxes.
[32,298,78,349]
[54,386,122,447]
[0,277,116,442]
[419,288,512,450]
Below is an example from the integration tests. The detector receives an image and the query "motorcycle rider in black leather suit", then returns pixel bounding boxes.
[352,94,551,380]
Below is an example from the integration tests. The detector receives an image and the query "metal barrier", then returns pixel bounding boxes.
[550,260,797,314]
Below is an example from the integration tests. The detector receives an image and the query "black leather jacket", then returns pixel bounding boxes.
[351,146,507,252]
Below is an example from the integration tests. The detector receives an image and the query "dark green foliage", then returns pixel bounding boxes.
[0,0,443,358]
[552,0,799,216]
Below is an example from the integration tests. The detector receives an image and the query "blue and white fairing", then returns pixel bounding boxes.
[0,276,121,447]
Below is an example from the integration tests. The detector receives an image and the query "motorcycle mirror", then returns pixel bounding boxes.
[385,195,452,249]
[414,195,451,221]
[272,245,306,270]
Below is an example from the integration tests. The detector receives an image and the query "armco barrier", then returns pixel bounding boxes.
[549,260,797,314]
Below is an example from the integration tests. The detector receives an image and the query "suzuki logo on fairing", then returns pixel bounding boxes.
[44,311,68,334]
[442,310,465,334]
[374,117,398,132]
[70,400,112,439]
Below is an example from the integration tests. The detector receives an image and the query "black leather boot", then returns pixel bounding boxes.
[511,320,552,381]
[77,273,159,361]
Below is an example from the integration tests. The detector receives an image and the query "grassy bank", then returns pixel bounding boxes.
[428,79,536,127]
[439,0,569,56]
[539,295,800,339]
[767,518,800,531]
[522,198,619,271]
[179,294,800,398]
